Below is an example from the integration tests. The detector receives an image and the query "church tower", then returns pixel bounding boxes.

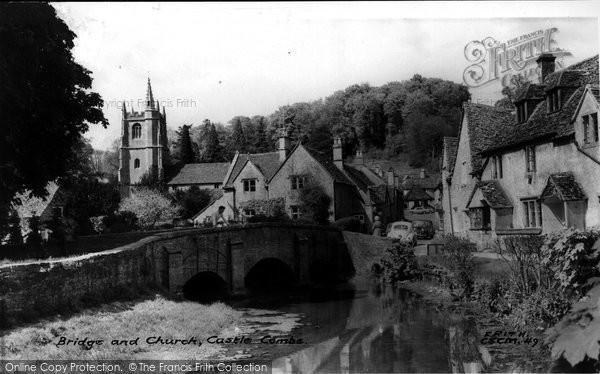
[118,78,169,195]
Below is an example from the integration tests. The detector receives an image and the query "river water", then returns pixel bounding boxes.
[219,281,484,373]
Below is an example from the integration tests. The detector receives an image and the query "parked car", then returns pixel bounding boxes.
[412,220,435,239]
[411,206,435,214]
[385,221,417,246]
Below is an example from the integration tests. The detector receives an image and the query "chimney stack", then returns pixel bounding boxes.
[387,168,395,186]
[420,169,426,179]
[278,128,291,162]
[355,149,364,165]
[536,54,556,83]
[333,137,343,169]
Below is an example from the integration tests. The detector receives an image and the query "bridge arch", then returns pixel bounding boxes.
[182,271,229,302]
[244,257,295,291]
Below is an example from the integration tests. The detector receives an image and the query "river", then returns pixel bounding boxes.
[213,280,484,374]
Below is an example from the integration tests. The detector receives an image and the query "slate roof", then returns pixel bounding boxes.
[226,152,281,186]
[481,54,599,155]
[462,102,515,173]
[514,82,546,102]
[344,165,377,191]
[168,163,230,185]
[304,147,353,185]
[401,176,440,191]
[470,180,513,209]
[404,186,433,201]
[591,84,600,102]
[541,172,587,201]
[443,137,458,175]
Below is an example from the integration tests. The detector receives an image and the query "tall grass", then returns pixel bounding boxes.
[1,296,242,360]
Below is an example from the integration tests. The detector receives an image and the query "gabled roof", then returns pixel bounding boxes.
[470,180,513,209]
[303,146,354,185]
[401,176,440,191]
[462,102,515,173]
[225,152,280,187]
[344,165,377,191]
[541,172,587,201]
[168,163,230,185]
[443,137,458,175]
[404,186,433,201]
[481,55,599,155]
[514,82,546,102]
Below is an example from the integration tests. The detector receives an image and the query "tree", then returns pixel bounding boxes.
[119,187,180,229]
[199,119,227,162]
[251,115,271,152]
[0,3,107,208]
[230,117,248,153]
[171,186,212,219]
[6,209,22,245]
[174,124,195,164]
[298,180,332,225]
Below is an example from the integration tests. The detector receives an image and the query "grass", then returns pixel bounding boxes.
[0,296,242,360]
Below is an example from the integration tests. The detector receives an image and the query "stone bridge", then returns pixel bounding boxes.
[0,223,359,320]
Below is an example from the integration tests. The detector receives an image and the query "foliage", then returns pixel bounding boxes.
[198,119,228,162]
[239,198,286,218]
[103,211,138,233]
[442,235,476,299]
[540,228,600,297]
[119,188,180,229]
[6,209,22,245]
[471,278,508,314]
[137,168,166,192]
[333,217,362,233]
[508,286,572,329]
[11,182,59,235]
[0,3,107,208]
[379,242,420,284]
[230,117,248,153]
[89,216,107,235]
[171,186,212,219]
[297,180,331,225]
[495,235,548,296]
[173,124,195,164]
[546,284,600,367]
[25,216,42,244]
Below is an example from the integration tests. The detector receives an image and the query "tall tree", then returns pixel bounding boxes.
[230,117,247,153]
[175,124,195,164]
[199,119,226,162]
[251,115,271,152]
[0,3,107,208]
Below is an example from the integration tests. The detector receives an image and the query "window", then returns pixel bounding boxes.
[523,199,542,228]
[469,207,490,230]
[244,209,256,217]
[291,175,305,190]
[214,183,221,188]
[516,102,527,123]
[525,146,536,173]
[132,123,142,139]
[290,205,301,220]
[547,89,561,112]
[491,155,503,179]
[243,179,256,192]
[353,214,365,223]
[134,158,140,168]
[582,113,599,145]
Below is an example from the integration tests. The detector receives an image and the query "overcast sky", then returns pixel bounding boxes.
[52,2,600,150]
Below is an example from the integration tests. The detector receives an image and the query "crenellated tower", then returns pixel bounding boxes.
[118,78,169,196]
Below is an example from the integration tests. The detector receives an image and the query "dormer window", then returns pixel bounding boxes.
[516,102,528,123]
[547,89,561,112]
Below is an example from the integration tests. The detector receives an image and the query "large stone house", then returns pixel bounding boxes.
[442,54,599,249]
[192,132,404,229]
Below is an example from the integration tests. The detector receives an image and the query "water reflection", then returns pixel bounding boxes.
[271,282,483,374]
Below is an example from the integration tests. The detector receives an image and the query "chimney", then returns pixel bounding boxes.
[333,137,343,169]
[355,149,364,165]
[536,54,556,83]
[278,128,291,162]
[387,168,395,186]
[420,169,426,179]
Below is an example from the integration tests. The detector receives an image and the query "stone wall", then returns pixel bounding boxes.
[0,224,356,322]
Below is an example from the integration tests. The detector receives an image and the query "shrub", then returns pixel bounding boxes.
[442,235,476,299]
[171,186,212,219]
[298,181,331,225]
[333,217,362,233]
[471,278,510,314]
[379,242,420,284]
[104,211,138,233]
[508,286,572,329]
[495,235,547,296]
[119,188,180,230]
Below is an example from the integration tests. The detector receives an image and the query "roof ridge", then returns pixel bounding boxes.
[566,54,599,70]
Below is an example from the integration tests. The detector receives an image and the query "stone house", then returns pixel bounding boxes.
[167,163,230,191]
[442,54,599,249]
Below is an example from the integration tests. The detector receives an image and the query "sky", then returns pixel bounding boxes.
[51,2,600,150]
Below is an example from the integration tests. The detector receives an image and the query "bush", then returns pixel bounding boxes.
[298,181,331,225]
[119,188,180,229]
[171,186,212,219]
[379,242,420,284]
[333,217,362,232]
[471,278,510,314]
[104,211,138,233]
[508,286,572,329]
[495,235,547,296]
[442,235,476,299]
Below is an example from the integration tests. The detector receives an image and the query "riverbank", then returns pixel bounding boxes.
[398,278,553,372]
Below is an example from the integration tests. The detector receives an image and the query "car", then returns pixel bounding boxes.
[385,221,417,247]
[412,220,435,239]
[411,206,435,214]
